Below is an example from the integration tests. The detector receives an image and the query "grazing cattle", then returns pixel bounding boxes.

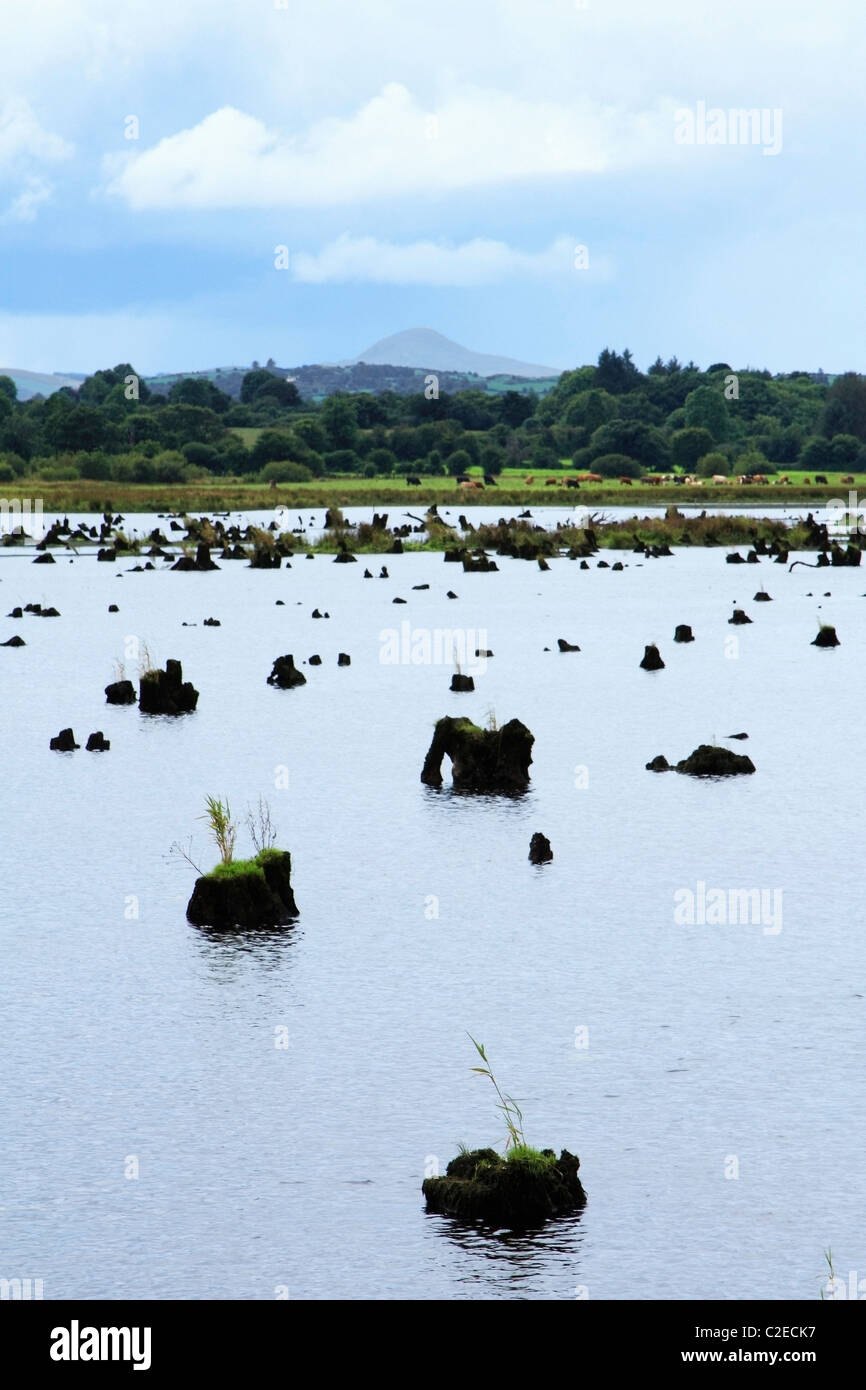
[802,477,811,484]
[756,475,770,484]
[815,474,828,485]
[405,475,421,486]
[565,477,581,488]
[737,474,754,484]
[524,476,535,485]
[778,475,790,484]
[456,474,470,484]
[618,476,633,486]
[712,474,728,485]
[841,475,855,485]
[468,479,484,489]
[575,473,603,483]
[483,474,498,486]
[544,477,560,486]
[644,475,664,486]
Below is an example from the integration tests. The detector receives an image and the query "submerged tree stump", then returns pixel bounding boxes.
[420,716,534,792]
[139,659,199,714]
[423,1147,586,1229]
[186,850,299,929]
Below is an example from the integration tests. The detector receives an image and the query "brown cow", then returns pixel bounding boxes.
[544,477,560,486]
[841,475,855,485]
[778,475,790,484]
[564,478,581,488]
[618,476,633,486]
[644,476,663,486]
[524,476,535,485]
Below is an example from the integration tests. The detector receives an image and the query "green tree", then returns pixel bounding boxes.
[671,427,714,471]
[320,396,358,449]
[589,419,670,471]
[823,373,866,441]
[684,385,730,442]
[695,451,730,477]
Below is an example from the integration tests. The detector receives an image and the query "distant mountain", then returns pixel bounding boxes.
[0,367,86,401]
[348,328,559,379]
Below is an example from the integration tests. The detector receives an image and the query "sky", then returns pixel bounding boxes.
[0,0,863,377]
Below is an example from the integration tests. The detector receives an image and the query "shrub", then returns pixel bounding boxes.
[78,451,112,480]
[323,449,360,474]
[259,459,313,483]
[38,463,79,480]
[367,447,397,474]
[0,461,15,482]
[696,451,730,477]
[592,452,642,478]
[151,451,189,483]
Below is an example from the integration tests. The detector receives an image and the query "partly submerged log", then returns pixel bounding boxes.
[422,1147,585,1229]
[421,715,533,792]
[186,849,299,929]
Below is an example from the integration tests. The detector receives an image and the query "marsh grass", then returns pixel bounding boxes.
[468,1034,526,1151]
[200,795,237,865]
[247,796,278,853]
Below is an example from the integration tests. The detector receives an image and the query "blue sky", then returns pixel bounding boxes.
[0,0,862,376]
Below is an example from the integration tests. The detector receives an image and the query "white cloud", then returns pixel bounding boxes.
[104,84,670,210]
[0,97,72,172]
[0,98,72,224]
[3,177,53,223]
[290,233,608,286]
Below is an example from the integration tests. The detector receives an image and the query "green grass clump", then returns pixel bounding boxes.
[505,1144,556,1173]
[208,848,283,881]
[210,857,265,881]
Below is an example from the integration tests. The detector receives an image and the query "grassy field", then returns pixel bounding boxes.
[6,469,865,515]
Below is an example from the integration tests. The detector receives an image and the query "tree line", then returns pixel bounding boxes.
[0,349,864,484]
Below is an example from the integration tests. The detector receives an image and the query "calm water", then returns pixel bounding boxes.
[1,519,863,1300]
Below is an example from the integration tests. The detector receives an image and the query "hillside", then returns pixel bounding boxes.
[349,327,559,378]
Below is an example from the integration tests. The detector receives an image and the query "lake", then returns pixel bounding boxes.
[0,513,861,1299]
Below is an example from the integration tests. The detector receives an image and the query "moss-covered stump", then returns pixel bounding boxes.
[423,1147,585,1229]
[186,849,299,928]
[139,659,199,715]
[420,715,533,791]
[677,744,756,776]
